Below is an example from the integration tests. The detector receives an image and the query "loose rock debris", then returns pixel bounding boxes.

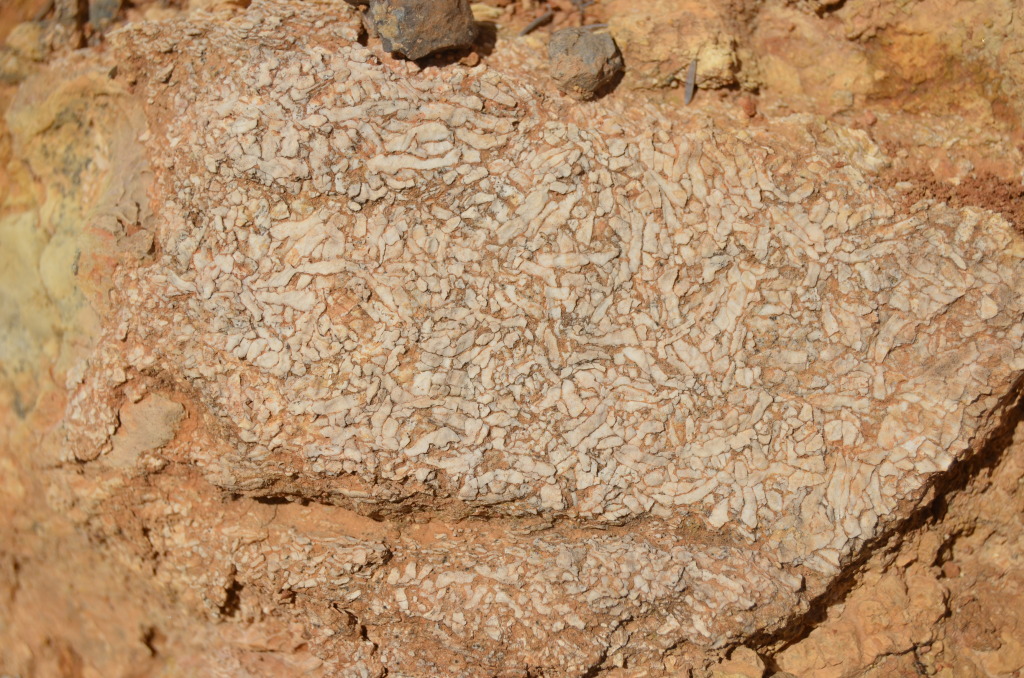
[548,26,624,100]
[367,0,477,60]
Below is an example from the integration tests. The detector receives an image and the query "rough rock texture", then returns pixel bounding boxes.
[68,0,1024,669]
[751,0,1024,119]
[768,408,1024,678]
[602,0,744,91]
[711,646,766,677]
[368,0,478,60]
[548,27,623,100]
[575,0,1024,185]
[2,0,1024,676]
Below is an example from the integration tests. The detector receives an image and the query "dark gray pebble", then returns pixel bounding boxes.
[367,0,477,61]
[548,27,624,101]
[89,0,122,30]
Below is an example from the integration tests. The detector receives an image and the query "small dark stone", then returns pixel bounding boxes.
[548,27,624,100]
[367,0,477,61]
[89,0,122,30]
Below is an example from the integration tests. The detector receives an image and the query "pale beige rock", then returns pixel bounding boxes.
[66,0,1024,668]
[771,417,1024,678]
[108,394,185,468]
[5,21,48,61]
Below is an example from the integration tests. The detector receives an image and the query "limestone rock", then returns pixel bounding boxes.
[5,21,49,61]
[368,0,477,60]
[774,565,948,677]
[108,394,185,468]
[712,646,766,678]
[770,415,1024,678]
[2,0,1024,675]
[751,0,1024,123]
[548,27,623,100]
[750,4,876,116]
[604,0,742,90]
[75,0,1024,670]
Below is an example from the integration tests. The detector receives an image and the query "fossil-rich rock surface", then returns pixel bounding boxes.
[768,408,1024,678]
[2,0,1024,676]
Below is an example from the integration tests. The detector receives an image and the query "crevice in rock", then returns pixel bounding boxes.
[225,484,764,554]
[218,578,244,619]
[141,625,162,657]
[227,475,752,532]
[249,494,303,505]
[751,382,1024,655]
[579,645,610,678]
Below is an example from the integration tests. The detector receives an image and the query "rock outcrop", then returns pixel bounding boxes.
[1,0,1023,676]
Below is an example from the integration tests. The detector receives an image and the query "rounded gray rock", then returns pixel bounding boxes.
[367,0,477,61]
[548,27,624,100]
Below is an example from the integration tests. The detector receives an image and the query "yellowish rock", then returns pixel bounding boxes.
[711,646,766,678]
[604,0,741,90]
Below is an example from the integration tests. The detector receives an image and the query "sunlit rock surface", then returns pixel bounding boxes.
[2,0,1023,675]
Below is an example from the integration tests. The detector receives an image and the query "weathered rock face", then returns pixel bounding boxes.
[2,0,1024,675]
[603,0,744,91]
[768,411,1024,678]
[751,0,1024,119]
